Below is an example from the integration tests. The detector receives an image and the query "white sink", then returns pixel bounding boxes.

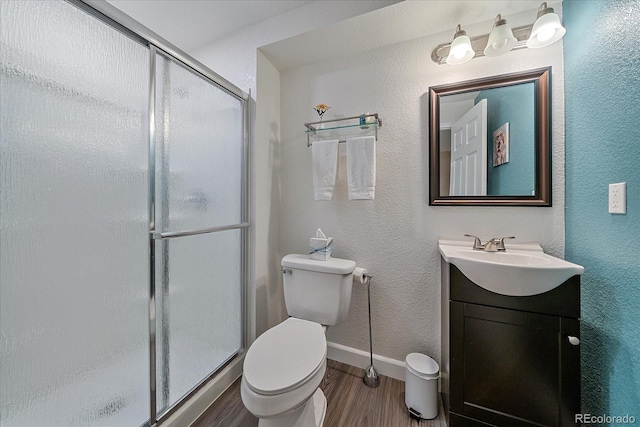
[438,239,584,296]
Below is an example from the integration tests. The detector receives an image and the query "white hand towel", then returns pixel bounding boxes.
[347,136,376,200]
[312,139,339,201]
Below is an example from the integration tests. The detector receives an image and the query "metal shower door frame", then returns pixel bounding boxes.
[150,47,249,422]
[69,1,250,425]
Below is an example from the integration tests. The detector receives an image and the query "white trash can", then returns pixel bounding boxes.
[405,352,439,420]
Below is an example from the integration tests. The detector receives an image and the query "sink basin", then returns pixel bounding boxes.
[438,239,584,296]
[457,250,553,267]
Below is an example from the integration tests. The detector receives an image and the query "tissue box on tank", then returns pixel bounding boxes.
[310,237,333,261]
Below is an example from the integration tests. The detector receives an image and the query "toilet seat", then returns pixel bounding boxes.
[244,317,327,396]
[241,360,326,420]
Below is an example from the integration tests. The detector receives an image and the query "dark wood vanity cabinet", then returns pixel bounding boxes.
[441,262,581,427]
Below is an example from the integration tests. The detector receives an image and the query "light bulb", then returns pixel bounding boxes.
[536,27,555,42]
[492,39,507,50]
[526,3,566,48]
[446,25,475,65]
[452,45,468,59]
[484,15,517,57]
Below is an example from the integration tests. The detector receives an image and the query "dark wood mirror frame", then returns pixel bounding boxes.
[429,67,551,206]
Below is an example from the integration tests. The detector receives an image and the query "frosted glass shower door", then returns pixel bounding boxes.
[0,1,150,426]
[154,52,245,416]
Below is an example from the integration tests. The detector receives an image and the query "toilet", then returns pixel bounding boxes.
[241,254,356,427]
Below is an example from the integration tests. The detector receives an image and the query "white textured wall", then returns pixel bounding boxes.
[278,15,565,362]
[254,51,287,337]
[189,1,398,341]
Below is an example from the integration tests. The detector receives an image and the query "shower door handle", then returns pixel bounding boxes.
[151,222,249,240]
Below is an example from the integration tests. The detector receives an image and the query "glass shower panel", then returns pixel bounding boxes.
[154,52,244,415]
[155,230,242,415]
[0,1,149,426]
[155,53,244,232]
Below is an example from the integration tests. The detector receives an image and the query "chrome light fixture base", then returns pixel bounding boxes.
[432,2,566,65]
[432,24,533,65]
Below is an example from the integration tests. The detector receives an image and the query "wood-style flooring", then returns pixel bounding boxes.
[192,359,446,427]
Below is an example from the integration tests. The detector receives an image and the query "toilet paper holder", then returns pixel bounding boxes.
[360,271,380,388]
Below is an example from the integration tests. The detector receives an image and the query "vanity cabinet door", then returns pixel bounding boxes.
[450,302,580,427]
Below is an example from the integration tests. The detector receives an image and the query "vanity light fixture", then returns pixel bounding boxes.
[526,2,566,48]
[484,14,517,57]
[446,24,475,65]
[431,2,566,65]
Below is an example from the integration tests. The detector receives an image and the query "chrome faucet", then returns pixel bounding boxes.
[494,236,516,251]
[464,234,485,250]
[465,234,515,251]
[484,238,500,252]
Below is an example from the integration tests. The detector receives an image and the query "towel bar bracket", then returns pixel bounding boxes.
[305,113,382,147]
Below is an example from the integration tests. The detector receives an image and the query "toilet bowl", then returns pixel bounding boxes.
[240,255,356,427]
[241,318,328,427]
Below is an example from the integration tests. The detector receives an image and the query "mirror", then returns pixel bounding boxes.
[429,67,551,206]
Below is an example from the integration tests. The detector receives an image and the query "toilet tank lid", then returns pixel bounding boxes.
[282,254,356,275]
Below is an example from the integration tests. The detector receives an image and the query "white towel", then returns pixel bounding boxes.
[312,139,339,201]
[347,136,376,200]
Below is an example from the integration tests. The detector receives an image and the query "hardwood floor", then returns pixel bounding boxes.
[192,359,446,427]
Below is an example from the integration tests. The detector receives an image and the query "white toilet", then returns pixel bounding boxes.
[241,254,356,427]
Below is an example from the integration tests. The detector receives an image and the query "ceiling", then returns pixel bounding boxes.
[106,0,559,71]
[106,0,313,52]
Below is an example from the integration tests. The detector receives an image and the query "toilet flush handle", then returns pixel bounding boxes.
[568,336,580,345]
[282,268,292,275]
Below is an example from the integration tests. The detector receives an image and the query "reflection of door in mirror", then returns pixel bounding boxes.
[439,128,451,195]
[439,96,488,196]
[449,99,487,196]
[439,92,478,196]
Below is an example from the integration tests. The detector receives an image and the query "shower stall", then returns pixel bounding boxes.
[0,1,249,425]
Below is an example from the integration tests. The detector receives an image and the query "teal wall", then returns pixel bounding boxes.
[476,84,535,195]
[564,0,640,416]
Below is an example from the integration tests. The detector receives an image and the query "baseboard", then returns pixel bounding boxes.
[326,341,406,382]
[163,352,245,427]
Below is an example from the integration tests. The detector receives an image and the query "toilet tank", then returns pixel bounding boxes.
[281,254,356,326]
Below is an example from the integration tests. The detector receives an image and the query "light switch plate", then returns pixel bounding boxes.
[609,182,626,214]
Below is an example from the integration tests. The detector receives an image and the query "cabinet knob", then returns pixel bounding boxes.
[568,336,580,346]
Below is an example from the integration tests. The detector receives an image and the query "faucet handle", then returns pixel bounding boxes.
[495,236,516,251]
[464,234,484,250]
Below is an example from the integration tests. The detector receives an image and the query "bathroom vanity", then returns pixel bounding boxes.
[439,240,583,427]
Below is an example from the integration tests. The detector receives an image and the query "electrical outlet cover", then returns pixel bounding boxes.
[608,182,626,214]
